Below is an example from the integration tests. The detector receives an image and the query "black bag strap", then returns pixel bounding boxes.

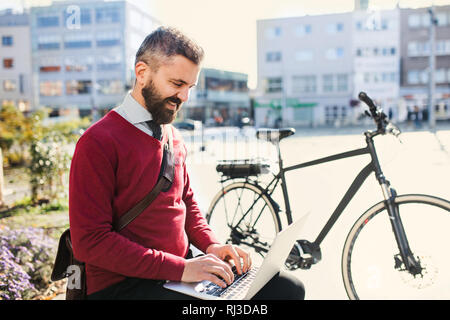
[113,124,174,231]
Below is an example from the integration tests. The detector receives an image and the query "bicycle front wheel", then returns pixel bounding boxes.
[206,181,281,259]
[342,194,450,300]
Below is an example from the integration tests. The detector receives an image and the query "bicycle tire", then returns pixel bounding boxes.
[342,194,450,300]
[206,181,282,257]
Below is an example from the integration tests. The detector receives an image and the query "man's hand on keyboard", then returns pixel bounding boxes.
[205,243,252,276]
[181,253,234,288]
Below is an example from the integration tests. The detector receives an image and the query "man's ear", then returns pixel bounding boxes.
[135,61,149,87]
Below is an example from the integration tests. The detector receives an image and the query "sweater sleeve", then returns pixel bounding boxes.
[182,161,220,253]
[69,134,185,281]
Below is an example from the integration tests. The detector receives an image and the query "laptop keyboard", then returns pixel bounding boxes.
[203,266,258,299]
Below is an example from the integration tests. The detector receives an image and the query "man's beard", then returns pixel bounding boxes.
[141,81,182,125]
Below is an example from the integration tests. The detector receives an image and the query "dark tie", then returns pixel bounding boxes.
[146,120,162,140]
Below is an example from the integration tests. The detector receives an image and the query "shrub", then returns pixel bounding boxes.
[29,132,71,202]
[0,226,57,300]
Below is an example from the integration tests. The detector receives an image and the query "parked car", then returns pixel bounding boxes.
[173,119,202,131]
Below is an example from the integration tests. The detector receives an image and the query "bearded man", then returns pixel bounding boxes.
[69,27,304,300]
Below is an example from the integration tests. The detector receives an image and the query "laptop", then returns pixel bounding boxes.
[163,214,308,300]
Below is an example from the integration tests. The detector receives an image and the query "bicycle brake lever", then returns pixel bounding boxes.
[387,122,403,143]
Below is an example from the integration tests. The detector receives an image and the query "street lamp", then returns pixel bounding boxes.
[427,6,438,129]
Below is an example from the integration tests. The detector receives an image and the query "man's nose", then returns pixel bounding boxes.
[177,87,190,102]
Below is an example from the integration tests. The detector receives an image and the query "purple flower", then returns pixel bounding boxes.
[0,226,56,300]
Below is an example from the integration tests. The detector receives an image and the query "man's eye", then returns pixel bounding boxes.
[173,82,183,87]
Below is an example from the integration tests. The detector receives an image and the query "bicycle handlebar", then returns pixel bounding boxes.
[358,92,376,111]
[358,91,392,135]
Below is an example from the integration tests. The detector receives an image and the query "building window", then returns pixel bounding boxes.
[436,12,448,26]
[39,65,61,72]
[65,56,93,72]
[336,74,348,92]
[265,26,282,39]
[96,55,122,71]
[205,77,234,91]
[407,41,431,57]
[266,51,282,62]
[407,70,429,85]
[66,80,92,95]
[265,77,283,93]
[3,80,16,91]
[37,15,59,27]
[37,35,60,50]
[64,33,92,49]
[325,47,344,60]
[97,80,123,95]
[325,105,346,124]
[292,75,316,94]
[408,13,442,28]
[327,22,344,34]
[96,31,121,47]
[322,74,333,92]
[436,69,446,83]
[407,70,419,84]
[39,57,61,73]
[96,7,120,24]
[2,36,13,46]
[39,81,62,96]
[295,24,312,36]
[408,14,421,28]
[421,14,431,28]
[3,58,13,69]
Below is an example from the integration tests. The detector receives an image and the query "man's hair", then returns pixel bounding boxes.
[135,26,204,71]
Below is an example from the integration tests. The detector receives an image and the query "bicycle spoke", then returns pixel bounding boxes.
[207,182,281,260]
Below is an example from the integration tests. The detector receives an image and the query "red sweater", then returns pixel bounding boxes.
[69,111,218,295]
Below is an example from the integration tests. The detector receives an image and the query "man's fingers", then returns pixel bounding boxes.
[221,245,252,274]
[204,265,232,287]
[204,254,234,284]
[203,273,227,288]
[235,246,251,273]
[227,246,244,274]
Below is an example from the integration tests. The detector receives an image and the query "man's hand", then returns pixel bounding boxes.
[205,244,251,276]
[180,244,252,288]
[181,254,234,288]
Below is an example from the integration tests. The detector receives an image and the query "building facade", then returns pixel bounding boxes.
[399,5,450,121]
[30,0,159,119]
[256,4,450,127]
[0,10,34,112]
[183,68,250,126]
[256,13,354,128]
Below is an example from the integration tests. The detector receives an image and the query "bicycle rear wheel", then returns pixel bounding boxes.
[206,181,281,260]
[342,194,450,299]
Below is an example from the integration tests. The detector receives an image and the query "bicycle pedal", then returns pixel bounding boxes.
[285,240,322,270]
[298,240,322,267]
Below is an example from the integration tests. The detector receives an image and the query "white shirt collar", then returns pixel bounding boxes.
[119,92,153,125]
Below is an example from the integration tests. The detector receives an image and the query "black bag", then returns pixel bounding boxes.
[51,229,86,299]
[51,127,174,300]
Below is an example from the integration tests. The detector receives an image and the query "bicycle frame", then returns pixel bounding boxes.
[238,130,420,272]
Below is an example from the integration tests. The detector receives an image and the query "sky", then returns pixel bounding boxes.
[2,0,450,88]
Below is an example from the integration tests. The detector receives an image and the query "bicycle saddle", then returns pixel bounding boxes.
[256,128,296,143]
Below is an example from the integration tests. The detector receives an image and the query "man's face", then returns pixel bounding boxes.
[141,55,200,125]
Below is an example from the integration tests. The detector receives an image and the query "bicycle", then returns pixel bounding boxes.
[206,92,450,299]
